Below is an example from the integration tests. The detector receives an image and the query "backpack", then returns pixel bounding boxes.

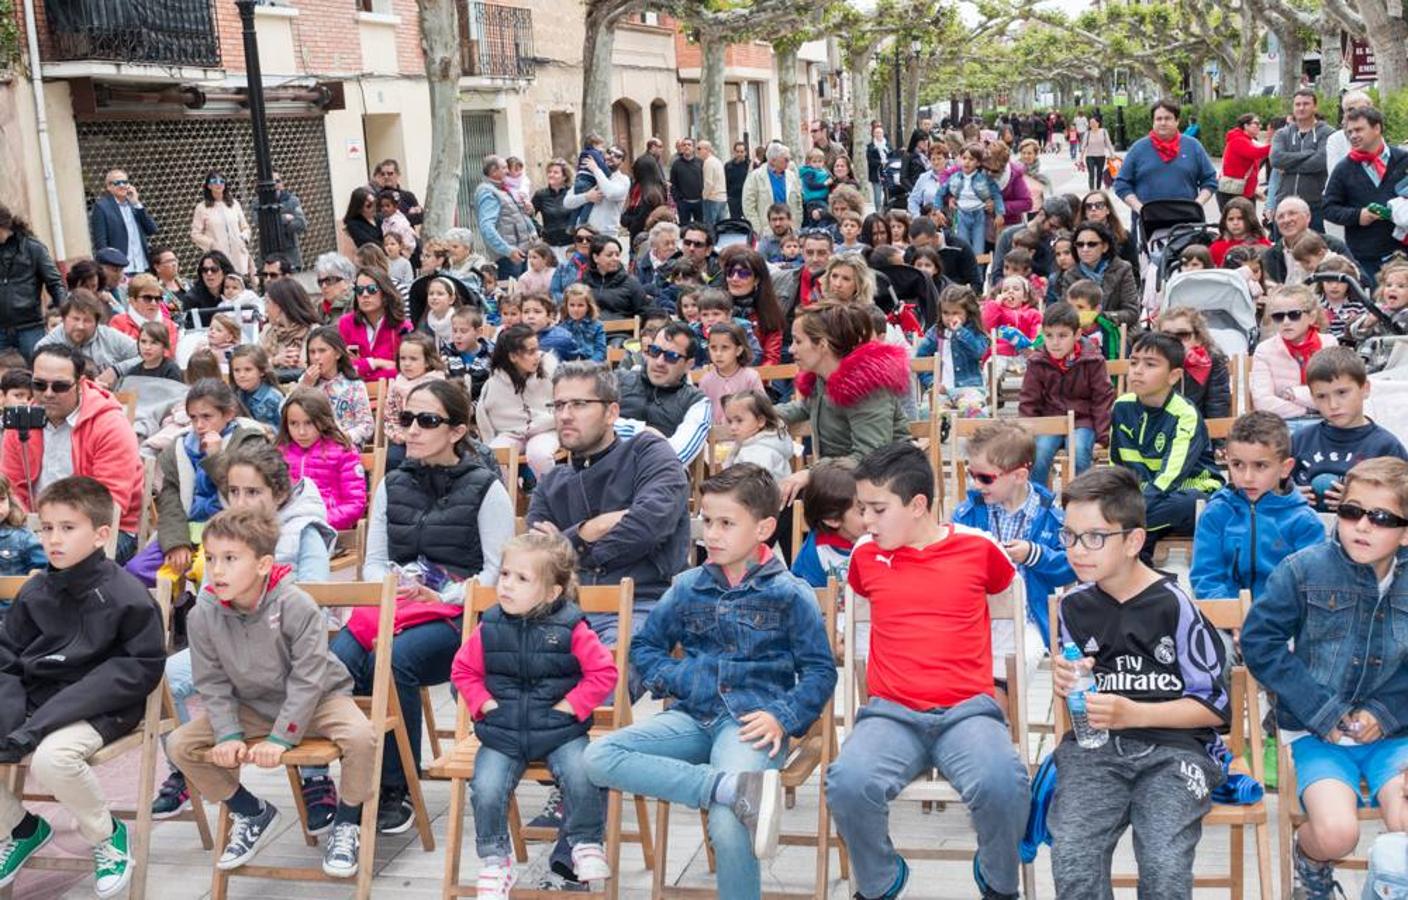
[1365,832,1408,899]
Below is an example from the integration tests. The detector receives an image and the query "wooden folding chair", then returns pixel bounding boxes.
[607,347,628,367]
[431,579,655,899]
[841,579,1037,898]
[907,417,943,518]
[909,355,940,420]
[649,581,846,899]
[116,390,138,424]
[757,363,799,387]
[205,576,435,900]
[1048,591,1272,899]
[137,457,158,546]
[361,444,388,497]
[0,578,181,900]
[1105,358,1130,395]
[603,318,641,341]
[1233,354,1251,416]
[331,448,386,576]
[1151,497,1207,566]
[949,414,1075,500]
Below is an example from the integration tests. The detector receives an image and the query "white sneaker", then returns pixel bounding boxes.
[571,842,611,882]
[476,857,516,899]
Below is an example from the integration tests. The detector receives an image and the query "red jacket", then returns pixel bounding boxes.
[337,312,412,381]
[1221,128,1271,198]
[110,312,178,359]
[1018,341,1116,443]
[4,380,144,531]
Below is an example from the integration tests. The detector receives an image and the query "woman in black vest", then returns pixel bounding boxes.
[331,378,513,833]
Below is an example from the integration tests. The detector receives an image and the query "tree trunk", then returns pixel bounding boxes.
[1356,0,1408,94]
[905,56,922,133]
[775,43,802,149]
[848,41,877,185]
[1320,28,1345,93]
[581,5,620,142]
[417,0,462,238]
[698,31,727,148]
[1276,30,1304,97]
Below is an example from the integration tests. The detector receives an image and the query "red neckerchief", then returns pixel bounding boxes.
[1283,330,1323,384]
[1051,340,1081,373]
[1183,344,1212,385]
[800,267,819,306]
[1149,131,1181,163]
[1348,143,1388,180]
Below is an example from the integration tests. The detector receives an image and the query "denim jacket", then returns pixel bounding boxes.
[0,526,45,578]
[632,552,837,737]
[1242,539,1408,739]
[915,322,989,391]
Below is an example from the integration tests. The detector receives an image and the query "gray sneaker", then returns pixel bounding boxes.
[217,802,281,870]
[729,769,783,860]
[321,821,360,879]
[1291,837,1343,900]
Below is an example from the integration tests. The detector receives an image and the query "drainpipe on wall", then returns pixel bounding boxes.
[21,0,66,258]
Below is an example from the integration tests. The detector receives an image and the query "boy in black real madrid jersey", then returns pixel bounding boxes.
[1049,466,1231,899]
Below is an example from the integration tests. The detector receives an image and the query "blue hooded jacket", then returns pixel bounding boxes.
[1190,485,1326,601]
[952,481,1074,642]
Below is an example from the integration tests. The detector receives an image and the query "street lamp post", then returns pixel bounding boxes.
[893,38,903,148]
[235,0,287,263]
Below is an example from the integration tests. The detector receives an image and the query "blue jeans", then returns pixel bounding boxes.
[0,325,44,362]
[496,256,526,280]
[583,708,785,900]
[331,618,462,789]
[826,696,1029,898]
[955,207,988,255]
[703,200,728,226]
[676,199,703,226]
[1032,427,1095,489]
[472,737,603,859]
[115,530,137,565]
[872,183,887,211]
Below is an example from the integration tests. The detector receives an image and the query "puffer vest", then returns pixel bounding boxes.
[475,599,589,761]
[384,453,497,579]
[484,182,536,251]
[615,368,703,437]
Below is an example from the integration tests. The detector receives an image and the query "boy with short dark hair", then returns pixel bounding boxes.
[1191,410,1325,601]
[692,290,763,366]
[519,294,581,362]
[1066,278,1121,361]
[836,210,866,253]
[826,442,1029,900]
[0,476,164,897]
[1002,247,1046,303]
[1050,465,1231,897]
[1243,457,1408,899]
[1019,301,1115,487]
[777,233,803,270]
[1109,331,1224,561]
[791,459,862,587]
[0,370,32,408]
[584,463,836,900]
[1290,346,1407,512]
[166,507,377,879]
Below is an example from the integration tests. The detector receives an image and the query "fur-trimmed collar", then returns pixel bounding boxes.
[796,340,910,407]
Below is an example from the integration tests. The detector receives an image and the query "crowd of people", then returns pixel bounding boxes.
[0,92,1406,900]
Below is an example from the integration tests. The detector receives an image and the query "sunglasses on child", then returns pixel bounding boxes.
[969,465,1025,486]
[397,411,454,430]
[1336,503,1408,529]
[1269,310,1305,323]
[644,345,688,364]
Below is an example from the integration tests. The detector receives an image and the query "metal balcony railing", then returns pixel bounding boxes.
[458,1,534,80]
[44,0,222,68]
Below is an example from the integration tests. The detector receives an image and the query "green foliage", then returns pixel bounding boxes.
[1183,96,1286,154]
[0,0,18,71]
[1383,87,1408,144]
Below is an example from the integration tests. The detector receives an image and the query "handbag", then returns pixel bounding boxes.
[1217,160,1258,196]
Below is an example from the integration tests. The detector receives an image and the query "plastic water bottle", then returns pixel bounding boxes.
[1063,643,1108,749]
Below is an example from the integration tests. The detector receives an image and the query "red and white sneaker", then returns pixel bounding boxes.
[571,842,611,882]
[476,857,516,899]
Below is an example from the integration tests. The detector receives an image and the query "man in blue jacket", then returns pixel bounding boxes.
[88,170,157,276]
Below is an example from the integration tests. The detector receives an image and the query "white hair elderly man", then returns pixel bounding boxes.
[741,142,802,235]
[1259,195,1356,285]
[637,220,681,302]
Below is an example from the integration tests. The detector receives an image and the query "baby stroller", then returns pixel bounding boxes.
[1139,198,1217,292]
[1307,270,1408,374]
[1158,268,1258,358]
[714,218,756,251]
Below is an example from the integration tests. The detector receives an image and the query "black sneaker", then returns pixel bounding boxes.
[1292,837,1344,900]
[853,854,909,900]
[729,769,782,859]
[527,787,564,830]
[217,802,281,870]
[973,856,1017,900]
[376,786,414,835]
[151,770,189,820]
[300,775,338,836]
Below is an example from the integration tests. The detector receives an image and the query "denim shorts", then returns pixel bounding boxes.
[1292,734,1408,806]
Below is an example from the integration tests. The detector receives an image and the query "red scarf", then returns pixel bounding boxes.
[1283,330,1323,384]
[1051,340,1082,373]
[800,267,820,307]
[1348,143,1387,180]
[1182,344,1212,385]
[1149,131,1181,163]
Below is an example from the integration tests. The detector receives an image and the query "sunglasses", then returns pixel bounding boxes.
[136,293,164,302]
[352,284,381,297]
[682,238,708,249]
[725,266,753,279]
[1074,241,1103,249]
[109,179,130,187]
[644,344,687,364]
[1336,503,1408,529]
[31,378,75,394]
[1162,329,1195,340]
[1269,309,1305,323]
[574,235,592,244]
[207,177,226,186]
[397,411,453,430]
[199,265,222,274]
[970,466,1024,486]
[1083,200,1107,210]
[262,271,283,280]
[316,276,344,286]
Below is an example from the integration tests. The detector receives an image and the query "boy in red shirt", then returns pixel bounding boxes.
[825,442,1031,900]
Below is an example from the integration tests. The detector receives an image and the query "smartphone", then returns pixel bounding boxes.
[1369,202,1393,221]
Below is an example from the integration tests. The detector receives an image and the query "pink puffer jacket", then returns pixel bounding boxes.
[282,437,368,531]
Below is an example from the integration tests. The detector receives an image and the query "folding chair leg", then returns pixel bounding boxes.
[633,793,656,870]
[1231,823,1245,898]
[1256,819,1274,900]
[285,765,318,847]
[421,688,443,763]
[507,795,529,863]
[836,835,849,881]
[650,800,669,899]
[442,776,466,900]
[391,714,436,851]
[128,736,161,900]
[700,810,717,872]
[1022,861,1037,900]
[210,804,232,900]
[603,788,622,900]
[186,776,215,850]
[813,783,831,900]
[354,776,378,900]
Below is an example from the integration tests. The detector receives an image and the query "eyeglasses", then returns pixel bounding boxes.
[136,293,164,302]
[644,344,688,364]
[550,398,609,414]
[969,465,1025,486]
[30,378,75,395]
[1058,527,1135,550]
[397,411,453,430]
[1074,241,1103,249]
[1336,503,1408,529]
[682,238,708,249]
[1083,200,1107,210]
[316,276,344,286]
[261,271,282,280]
[109,179,129,187]
[199,265,222,274]
[1162,329,1195,340]
[352,284,381,297]
[725,266,752,279]
[574,235,592,244]
[1269,309,1305,323]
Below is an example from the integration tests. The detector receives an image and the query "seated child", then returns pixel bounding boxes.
[450,533,617,896]
[790,459,862,588]
[1242,456,1408,899]
[675,284,701,325]
[513,244,556,299]
[826,442,1028,900]
[1019,302,1114,486]
[1290,347,1408,512]
[1348,258,1408,345]
[836,210,865,253]
[1045,230,1076,304]
[229,346,284,431]
[1177,244,1213,272]
[1066,279,1121,361]
[561,284,606,363]
[701,325,764,421]
[493,294,523,339]
[916,284,991,417]
[776,232,803,270]
[1251,285,1337,423]
[0,473,45,584]
[1109,332,1224,562]
[0,476,163,896]
[1157,306,1232,422]
[1289,230,1331,280]
[1223,244,1267,301]
[117,321,184,383]
[721,390,793,485]
[620,312,670,372]
[520,294,581,362]
[202,312,243,369]
[1312,256,1366,344]
[584,464,837,900]
[1002,246,1046,306]
[953,421,1075,677]
[166,507,375,878]
[1050,466,1231,898]
[417,275,460,351]
[692,290,763,367]
[982,275,1042,380]
[377,190,417,256]
[1191,410,1325,601]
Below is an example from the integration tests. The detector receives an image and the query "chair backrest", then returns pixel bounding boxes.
[103,500,121,559]
[950,413,1073,496]
[602,318,640,338]
[297,577,399,735]
[491,444,521,515]
[907,417,943,515]
[790,498,807,558]
[1205,416,1236,441]
[360,445,388,498]
[757,363,799,384]
[137,457,157,545]
[0,575,27,603]
[910,355,940,418]
[1105,358,1131,395]
[607,346,627,367]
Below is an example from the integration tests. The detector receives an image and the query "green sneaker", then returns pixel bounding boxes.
[1262,736,1279,791]
[0,815,52,889]
[93,817,132,899]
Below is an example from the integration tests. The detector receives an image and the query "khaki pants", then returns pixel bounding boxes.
[0,720,113,844]
[167,695,376,806]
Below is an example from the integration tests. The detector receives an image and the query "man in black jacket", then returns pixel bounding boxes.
[0,476,164,894]
[906,216,982,292]
[1323,106,1408,286]
[669,139,705,226]
[0,205,65,360]
[724,142,751,220]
